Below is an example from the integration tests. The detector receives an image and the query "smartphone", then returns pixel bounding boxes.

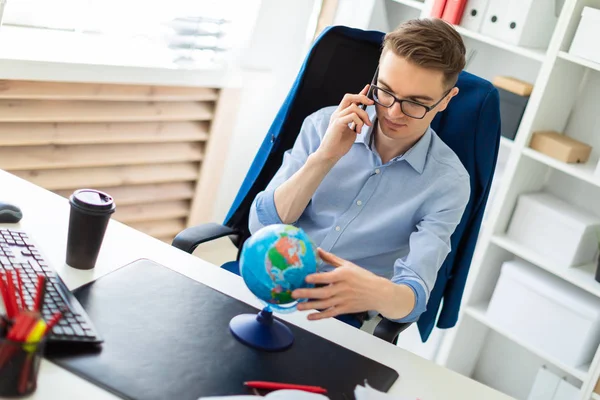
[352,66,379,132]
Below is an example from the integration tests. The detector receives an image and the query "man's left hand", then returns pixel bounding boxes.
[291,248,384,321]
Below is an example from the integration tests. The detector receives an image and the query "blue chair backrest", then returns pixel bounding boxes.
[223,25,501,340]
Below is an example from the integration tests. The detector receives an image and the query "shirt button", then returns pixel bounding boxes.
[375,169,380,174]
[356,200,362,206]
[335,226,341,232]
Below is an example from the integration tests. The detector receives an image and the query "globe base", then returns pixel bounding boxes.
[229,307,294,351]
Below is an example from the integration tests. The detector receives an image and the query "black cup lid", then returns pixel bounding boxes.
[71,189,115,212]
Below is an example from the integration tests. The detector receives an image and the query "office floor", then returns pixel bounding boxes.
[192,237,239,266]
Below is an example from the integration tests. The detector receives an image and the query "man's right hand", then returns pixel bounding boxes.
[315,84,374,162]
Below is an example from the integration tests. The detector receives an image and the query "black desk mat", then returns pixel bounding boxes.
[47,259,399,400]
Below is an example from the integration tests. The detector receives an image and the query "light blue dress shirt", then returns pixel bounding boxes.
[248,105,470,322]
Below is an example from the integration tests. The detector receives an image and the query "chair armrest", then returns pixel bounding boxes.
[373,318,413,344]
[171,223,240,254]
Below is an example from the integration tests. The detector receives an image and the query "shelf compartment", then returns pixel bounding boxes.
[490,235,600,299]
[522,147,600,189]
[558,51,600,73]
[465,302,591,381]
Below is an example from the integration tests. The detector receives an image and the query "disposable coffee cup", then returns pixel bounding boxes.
[66,189,115,270]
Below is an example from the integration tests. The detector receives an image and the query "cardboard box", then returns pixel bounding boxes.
[595,377,600,394]
[506,192,600,267]
[530,131,592,163]
[493,76,534,96]
[569,7,600,65]
[488,259,600,368]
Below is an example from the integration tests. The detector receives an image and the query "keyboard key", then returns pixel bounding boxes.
[52,326,65,335]
[73,325,85,337]
[63,327,74,336]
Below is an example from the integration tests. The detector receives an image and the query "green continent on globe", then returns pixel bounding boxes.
[270,286,294,303]
[267,246,290,272]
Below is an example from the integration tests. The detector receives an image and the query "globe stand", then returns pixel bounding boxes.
[229,306,294,351]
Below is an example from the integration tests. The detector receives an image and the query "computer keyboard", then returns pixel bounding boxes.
[0,228,102,345]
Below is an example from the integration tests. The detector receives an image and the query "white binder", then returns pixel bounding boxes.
[460,0,490,32]
[481,0,558,48]
[552,379,580,400]
[527,367,560,400]
[479,0,506,40]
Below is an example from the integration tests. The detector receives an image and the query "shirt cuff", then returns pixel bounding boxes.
[390,280,427,323]
[255,190,283,226]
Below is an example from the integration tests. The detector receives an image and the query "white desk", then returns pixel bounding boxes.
[0,170,514,400]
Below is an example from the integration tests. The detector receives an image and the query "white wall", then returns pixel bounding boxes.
[212,0,320,222]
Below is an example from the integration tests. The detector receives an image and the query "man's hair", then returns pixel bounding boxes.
[381,18,466,89]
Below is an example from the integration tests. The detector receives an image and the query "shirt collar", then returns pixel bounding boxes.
[354,105,431,174]
[400,127,431,174]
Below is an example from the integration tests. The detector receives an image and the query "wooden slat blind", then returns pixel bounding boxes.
[0,79,235,244]
[0,122,210,145]
[0,80,219,101]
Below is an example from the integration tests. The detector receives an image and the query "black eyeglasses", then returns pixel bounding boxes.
[371,86,452,119]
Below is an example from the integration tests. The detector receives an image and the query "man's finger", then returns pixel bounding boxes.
[317,248,345,268]
[292,284,336,300]
[305,270,342,285]
[308,307,341,321]
[339,85,374,109]
[296,298,338,312]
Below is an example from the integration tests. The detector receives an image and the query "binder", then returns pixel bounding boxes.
[551,380,579,400]
[479,0,507,40]
[481,0,557,48]
[430,0,447,18]
[459,0,490,32]
[526,367,560,400]
[441,0,468,24]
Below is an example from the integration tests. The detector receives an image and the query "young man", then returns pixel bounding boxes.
[249,18,470,326]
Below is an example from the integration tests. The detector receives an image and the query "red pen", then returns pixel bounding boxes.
[15,268,26,311]
[244,381,327,394]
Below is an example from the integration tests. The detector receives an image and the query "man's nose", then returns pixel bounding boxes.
[388,101,406,119]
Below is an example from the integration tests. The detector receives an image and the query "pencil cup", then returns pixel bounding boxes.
[0,336,46,397]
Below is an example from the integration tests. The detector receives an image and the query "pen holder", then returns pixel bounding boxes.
[0,335,46,397]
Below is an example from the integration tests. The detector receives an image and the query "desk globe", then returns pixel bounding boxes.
[229,224,318,351]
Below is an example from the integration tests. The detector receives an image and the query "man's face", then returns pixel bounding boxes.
[374,50,459,142]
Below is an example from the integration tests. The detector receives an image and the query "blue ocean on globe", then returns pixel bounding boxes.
[240,224,318,312]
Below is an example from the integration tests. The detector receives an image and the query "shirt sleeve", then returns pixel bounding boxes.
[390,174,471,323]
[248,110,326,234]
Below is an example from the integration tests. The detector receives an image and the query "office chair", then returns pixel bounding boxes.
[172,25,501,344]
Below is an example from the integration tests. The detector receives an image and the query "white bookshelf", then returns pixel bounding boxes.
[433,0,600,399]
[334,0,600,398]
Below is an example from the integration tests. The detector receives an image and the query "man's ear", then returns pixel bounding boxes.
[437,87,459,112]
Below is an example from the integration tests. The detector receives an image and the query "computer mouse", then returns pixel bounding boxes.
[0,202,23,223]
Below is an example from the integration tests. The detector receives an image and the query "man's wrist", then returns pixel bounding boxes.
[309,149,341,167]
[373,278,416,320]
